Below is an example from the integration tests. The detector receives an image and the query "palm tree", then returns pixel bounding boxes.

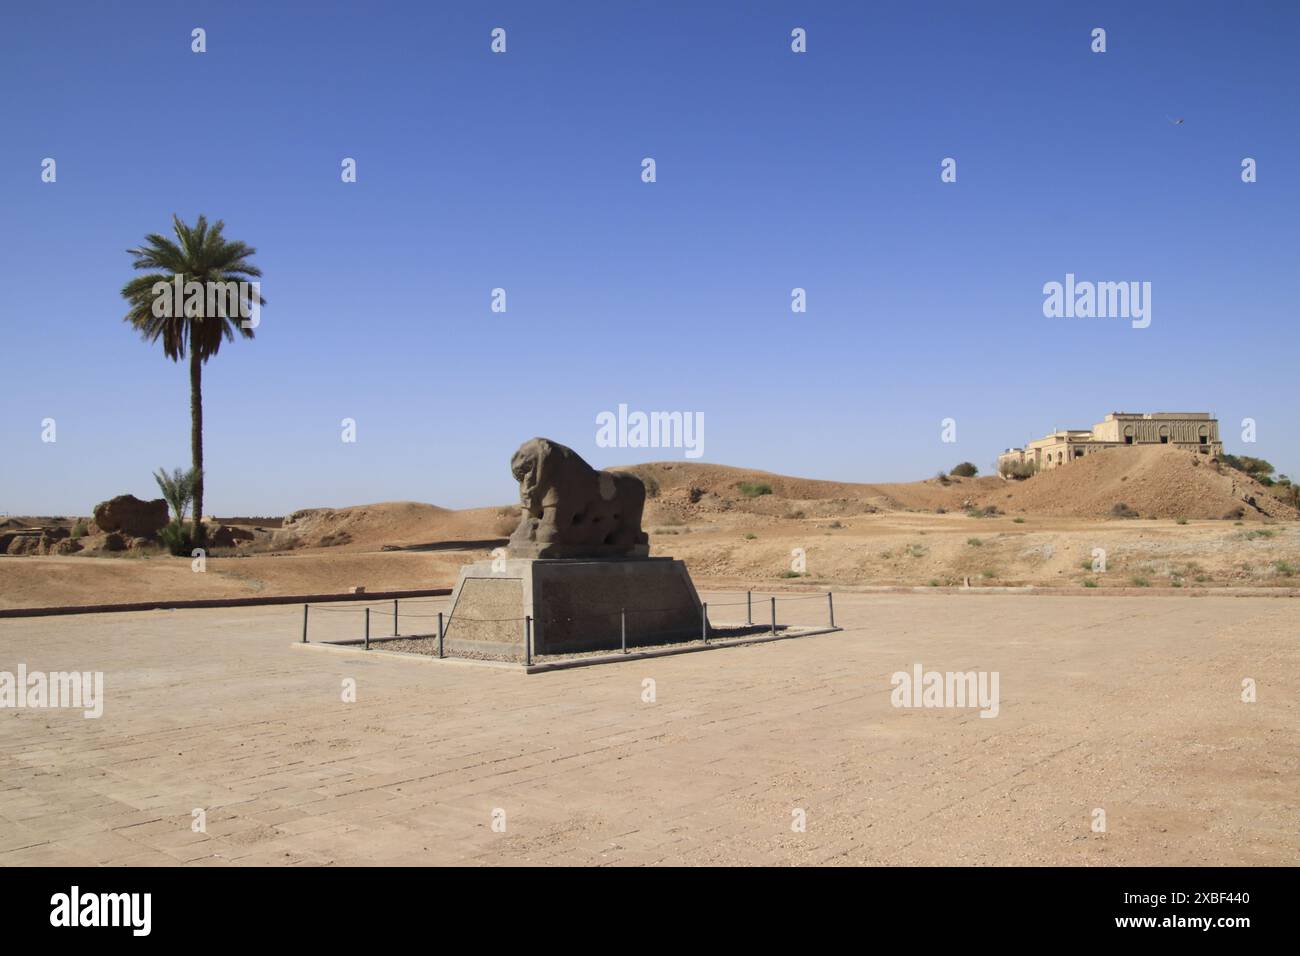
[121,215,264,543]
[153,466,199,524]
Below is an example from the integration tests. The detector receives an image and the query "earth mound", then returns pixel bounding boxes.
[978,446,1296,520]
[279,501,513,550]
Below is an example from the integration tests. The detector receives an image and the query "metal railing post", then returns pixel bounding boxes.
[437,611,445,659]
[828,591,835,628]
[621,608,627,654]
[302,604,308,643]
[524,615,533,666]
[701,602,709,643]
[393,598,398,637]
[364,607,370,650]
[770,596,776,636]
[746,590,752,626]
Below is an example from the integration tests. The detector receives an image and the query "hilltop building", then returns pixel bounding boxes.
[999,412,1222,473]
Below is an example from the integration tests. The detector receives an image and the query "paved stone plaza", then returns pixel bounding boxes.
[0,592,1294,865]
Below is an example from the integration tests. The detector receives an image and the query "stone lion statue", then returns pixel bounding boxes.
[506,438,649,558]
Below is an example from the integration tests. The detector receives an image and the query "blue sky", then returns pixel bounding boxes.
[2,0,1297,515]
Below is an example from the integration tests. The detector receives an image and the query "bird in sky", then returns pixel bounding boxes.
[1167,116,1185,126]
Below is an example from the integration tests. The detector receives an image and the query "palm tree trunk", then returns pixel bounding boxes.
[189,349,204,544]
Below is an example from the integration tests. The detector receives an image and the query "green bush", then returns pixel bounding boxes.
[999,459,1037,480]
[639,472,660,498]
[1222,454,1274,482]
[70,521,88,539]
[737,482,772,498]
[950,462,979,478]
[158,520,195,556]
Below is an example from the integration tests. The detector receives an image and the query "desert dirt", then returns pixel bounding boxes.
[2,447,1297,609]
[0,591,1293,865]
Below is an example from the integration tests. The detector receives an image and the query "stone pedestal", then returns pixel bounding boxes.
[443,557,704,657]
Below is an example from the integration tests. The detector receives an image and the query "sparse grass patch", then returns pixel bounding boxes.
[743,532,756,540]
[737,482,772,498]
[1111,503,1139,519]
[1012,517,1025,523]
[779,570,804,578]
[1272,560,1296,577]
[1130,575,1150,587]
[967,537,983,547]
[1082,579,1098,588]
[236,534,299,555]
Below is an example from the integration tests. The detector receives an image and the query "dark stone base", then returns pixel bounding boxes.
[443,557,703,656]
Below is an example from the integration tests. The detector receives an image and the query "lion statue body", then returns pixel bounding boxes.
[506,438,650,559]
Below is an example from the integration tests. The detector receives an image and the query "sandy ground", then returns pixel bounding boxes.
[0,590,1293,865]
[4,448,1296,610]
[3,514,1298,609]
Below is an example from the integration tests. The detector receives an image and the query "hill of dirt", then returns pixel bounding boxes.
[615,448,1294,524]
[616,461,997,523]
[5,448,1287,565]
[973,446,1296,520]
[278,501,515,550]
